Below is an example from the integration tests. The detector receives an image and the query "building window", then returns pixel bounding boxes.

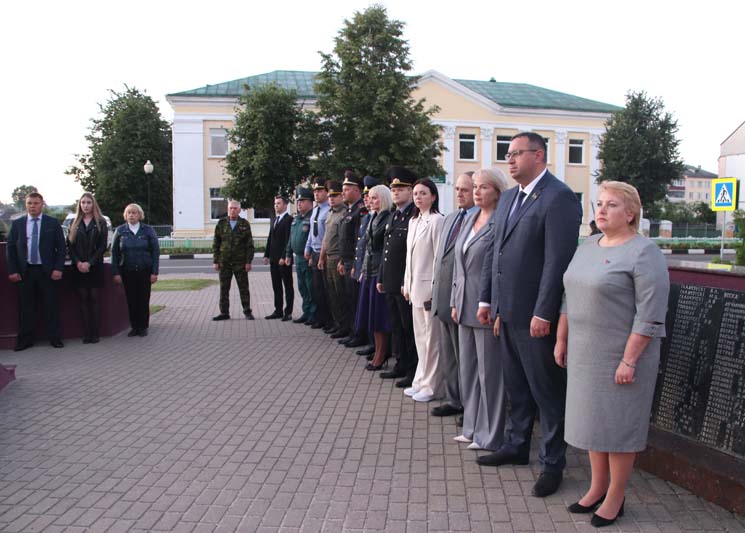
[568,139,584,164]
[210,128,229,157]
[689,192,693,199]
[705,193,709,200]
[496,136,512,161]
[697,180,703,188]
[210,188,228,220]
[458,133,476,160]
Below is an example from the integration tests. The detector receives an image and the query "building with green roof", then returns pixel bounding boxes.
[167,70,619,237]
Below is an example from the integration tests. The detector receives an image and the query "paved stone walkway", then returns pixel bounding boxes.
[1,272,743,532]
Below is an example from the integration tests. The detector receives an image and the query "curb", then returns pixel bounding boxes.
[661,249,736,255]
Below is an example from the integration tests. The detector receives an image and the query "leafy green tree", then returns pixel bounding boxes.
[596,91,684,211]
[691,201,716,224]
[223,83,314,209]
[12,185,38,209]
[66,87,172,224]
[315,5,444,180]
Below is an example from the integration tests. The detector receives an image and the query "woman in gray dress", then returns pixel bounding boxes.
[451,168,510,451]
[554,181,669,527]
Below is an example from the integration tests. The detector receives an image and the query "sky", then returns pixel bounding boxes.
[2,0,743,206]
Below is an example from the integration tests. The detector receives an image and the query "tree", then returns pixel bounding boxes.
[315,5,444,180]
[12,185,38,209]
[691,201,716,224]
[596,91,684,212]
[223,84,313,208]
[66,87,172,224]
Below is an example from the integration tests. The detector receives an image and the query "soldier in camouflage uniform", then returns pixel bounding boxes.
[212,200,256,321]
[285,186,315,324]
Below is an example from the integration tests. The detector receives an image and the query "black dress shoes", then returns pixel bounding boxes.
[323,325,337,334]
[345,337,367,348]
[379,369,404,380]
[356,345,375,356]
[13,340,33,352]
[568,494,606,513]
[476,449,529,467]
[337,336,353,345]
[265,312,283,320]
[531,471,563,497]
[89,336,100,344]
[138,329,148,337]
[50,339,64,348]
[244,311,255,320]
[213,314,230,321]
[293,316,308,324]
[431,404,464,417]
[330,329,349,339]
[591,499,624,527]
[395,377,413,388]
[281,314,292,322]
[310,322,325,329]
[127,329,139,337]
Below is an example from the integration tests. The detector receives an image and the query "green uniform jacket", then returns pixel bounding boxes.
[323,205,346,257]
[286,211,312,258]
[212,217,255,266]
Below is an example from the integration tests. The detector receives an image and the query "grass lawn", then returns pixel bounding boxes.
[150,304,165,314]
[152,279,218,292]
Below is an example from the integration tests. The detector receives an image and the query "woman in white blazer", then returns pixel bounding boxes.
[403,178,445,402]
[451,168,510,451]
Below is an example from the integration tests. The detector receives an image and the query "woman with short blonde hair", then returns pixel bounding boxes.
[598,181,641,232]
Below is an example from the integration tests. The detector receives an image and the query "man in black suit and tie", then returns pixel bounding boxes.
[6,192,67,350]
[477,133,581,497]
[264,195,294,320]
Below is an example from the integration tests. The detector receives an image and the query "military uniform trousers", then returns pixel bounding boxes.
[342,260,361,335]
[324,255,347,330]
[385,292,418,379]
[311,251,330,326]
[219,264,252,315]
[294,254,315,319]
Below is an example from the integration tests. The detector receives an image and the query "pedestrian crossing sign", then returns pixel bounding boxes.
[711,178,738,211]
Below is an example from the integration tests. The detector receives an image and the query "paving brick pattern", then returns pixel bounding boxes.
[1,272,744,532]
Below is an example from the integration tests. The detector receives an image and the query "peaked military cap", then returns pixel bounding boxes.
[386,166,416,188]
[342,170,363,189]
[362,175,379,195]
[326,180,343,196]
[312,177,328,190]
[296,186,313,201]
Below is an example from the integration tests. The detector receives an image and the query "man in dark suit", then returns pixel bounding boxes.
[6,192,67,350]
[264,196,294,320]
[377,166,418,388]
[477,132,581,497]
[431,172,475,419]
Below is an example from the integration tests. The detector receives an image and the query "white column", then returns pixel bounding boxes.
[440,126,456,214]
[481,127,494,169]
[589,133,603,216]
[172,116,205,236]
[553,130,567,182]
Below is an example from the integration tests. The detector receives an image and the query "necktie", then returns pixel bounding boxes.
[312,207,319,237]
[509,190,527,222]
[30,218,40,264]
[446,210,465,249]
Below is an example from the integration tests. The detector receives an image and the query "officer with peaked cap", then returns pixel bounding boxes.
[319,180,347,336]
[285,186,315,324]
[304,177,331,329]
[378,166,419,388]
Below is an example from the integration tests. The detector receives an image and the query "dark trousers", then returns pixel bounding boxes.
[498,321,567,473]
[342,261,362,337]
[310,251,329,326]
[76,288,101,340]
[324,256,346,330]
[385,292,418,378]
[218,266,251,315]
[295,256,315,319]
[121,269,152,331]
[269,261,294,315]
[17,266,61,342]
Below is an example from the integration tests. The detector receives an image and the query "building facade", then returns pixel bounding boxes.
[167,70,619,237]
[719,120,745,211]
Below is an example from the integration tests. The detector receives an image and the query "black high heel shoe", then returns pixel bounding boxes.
[365,358,389,371]
[567,493,606,513]
[591,499,624,528]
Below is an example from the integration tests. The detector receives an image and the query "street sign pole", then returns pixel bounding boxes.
[721,210,726,262]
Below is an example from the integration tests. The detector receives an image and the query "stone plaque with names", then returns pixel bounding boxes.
[652,283,745,459]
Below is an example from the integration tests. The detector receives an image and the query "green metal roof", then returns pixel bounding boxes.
[455,79,620,113]
[169,70,619,114]
[169,70,318,99]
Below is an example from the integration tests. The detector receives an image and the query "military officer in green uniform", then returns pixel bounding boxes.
[285,186,315,324]
[319,180,347,336]
[212,199,256,321]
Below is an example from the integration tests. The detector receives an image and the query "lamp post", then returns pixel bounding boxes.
[143,160,154,221]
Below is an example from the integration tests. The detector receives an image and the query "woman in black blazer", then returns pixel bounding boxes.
[67,193,108,343]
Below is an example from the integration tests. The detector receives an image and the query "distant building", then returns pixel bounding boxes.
[675,164,718,204]
[166,70,620,237]
[719,120,745,211]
